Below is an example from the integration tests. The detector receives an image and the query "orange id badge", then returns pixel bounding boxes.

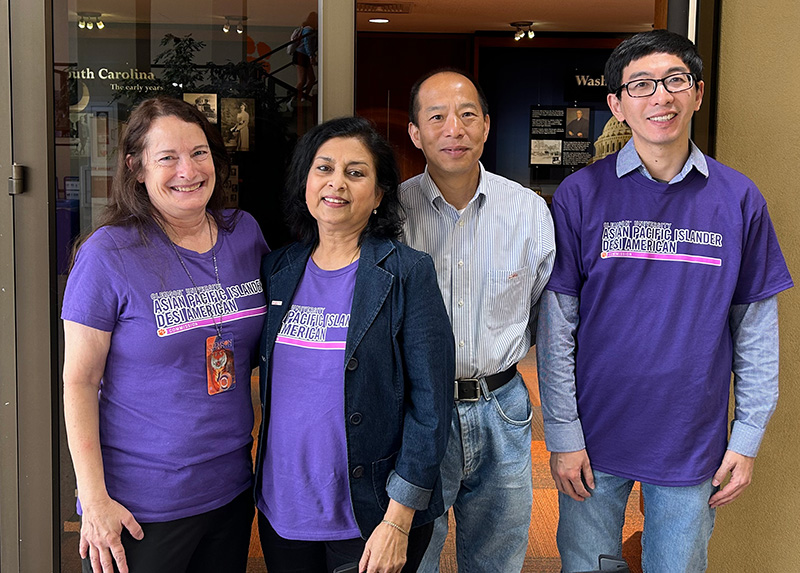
[206,334,236,395]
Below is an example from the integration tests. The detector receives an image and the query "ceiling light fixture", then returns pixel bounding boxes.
[369,18,390,23]
[510,21,535,41]
[223,15,247,34]
[77,12,104,31]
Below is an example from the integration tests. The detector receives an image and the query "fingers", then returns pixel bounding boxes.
[359,547,370,573]
[709,472,752,508]
[562,472,592,502]
[79,536,89,559]
[89,544,116,573]
[550,451,593,502]
[122,514,144,541]
[708,451,755,509]
[109,540,130,573]
[711,460,732,488]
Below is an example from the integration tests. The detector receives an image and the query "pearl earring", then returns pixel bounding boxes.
[373,209,378,215]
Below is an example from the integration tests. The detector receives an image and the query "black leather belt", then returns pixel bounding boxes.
[454,364,518,402]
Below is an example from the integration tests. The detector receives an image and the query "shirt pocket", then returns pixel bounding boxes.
[485,267,532,332]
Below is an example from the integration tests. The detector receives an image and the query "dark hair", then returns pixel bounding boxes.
[605,29,703,97]
[285,116,404,244]
[102,95,233,233]
[408,68,489,125]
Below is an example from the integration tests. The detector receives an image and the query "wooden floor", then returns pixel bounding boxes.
[60,350,644,573]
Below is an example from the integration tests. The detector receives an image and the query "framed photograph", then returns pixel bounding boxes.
[184,93,218,124]
[530,139,563,165]
[566,108,591,139]
[89,105,119,175]
[221,98,255,152]
[222,165,239,209]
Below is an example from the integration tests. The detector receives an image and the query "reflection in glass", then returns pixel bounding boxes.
[54,2,318,570]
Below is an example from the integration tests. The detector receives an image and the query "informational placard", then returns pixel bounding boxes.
[530,106,593,168]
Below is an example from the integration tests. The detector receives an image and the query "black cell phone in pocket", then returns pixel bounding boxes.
[332,564,359,573]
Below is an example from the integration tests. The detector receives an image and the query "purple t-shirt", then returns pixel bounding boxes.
[547,156,793,486]
[258,257,361,541]
[61,211,268,522]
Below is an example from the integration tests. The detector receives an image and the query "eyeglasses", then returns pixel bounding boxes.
[616,72,696,98]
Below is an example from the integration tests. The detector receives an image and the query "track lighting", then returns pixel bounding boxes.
[77,12,105,31]
[222,15,247,34]
[510,21,535,41]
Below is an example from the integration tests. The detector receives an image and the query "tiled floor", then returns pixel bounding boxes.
[60,350,644,573]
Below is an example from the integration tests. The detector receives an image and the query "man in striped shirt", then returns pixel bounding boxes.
[400,69,555,572]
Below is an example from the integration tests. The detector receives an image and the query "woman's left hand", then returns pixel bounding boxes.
[358,523,408,573]
[358,500,415,573]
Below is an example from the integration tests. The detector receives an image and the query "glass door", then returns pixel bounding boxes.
[2,0,355,569]
[53,2,323,570]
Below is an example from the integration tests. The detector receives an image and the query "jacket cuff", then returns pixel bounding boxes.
[543,419,586,453]
[386,470,433,511]
[728,420,765,458]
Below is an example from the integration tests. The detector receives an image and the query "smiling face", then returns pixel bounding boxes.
[305,136,383,239]
[134,115,215,225]
[408,72,490,184]
[607,52,704,157]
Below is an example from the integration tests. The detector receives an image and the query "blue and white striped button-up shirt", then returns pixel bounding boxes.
[400,163,555,380]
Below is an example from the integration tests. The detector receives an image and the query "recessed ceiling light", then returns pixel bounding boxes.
[369,18,390,24]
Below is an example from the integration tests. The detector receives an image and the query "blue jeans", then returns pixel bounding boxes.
[418,374,533,573]
[557,470,717,573]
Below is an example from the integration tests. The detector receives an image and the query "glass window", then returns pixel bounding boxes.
[53,2,318,570]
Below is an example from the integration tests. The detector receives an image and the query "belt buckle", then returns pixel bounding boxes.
[455,379,480,402]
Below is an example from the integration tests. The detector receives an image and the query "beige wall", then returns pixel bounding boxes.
[319,0,354,119]
[710,1,800,570]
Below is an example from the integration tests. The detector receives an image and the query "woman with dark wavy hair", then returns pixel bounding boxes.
[255,116,454,573]
[62,96,268,573]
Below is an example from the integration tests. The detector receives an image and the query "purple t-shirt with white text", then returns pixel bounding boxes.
[257,257,361,541]
[61,211,268,522]
[546,156,793,486]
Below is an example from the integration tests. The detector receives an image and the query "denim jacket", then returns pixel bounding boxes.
[254,236,455,537]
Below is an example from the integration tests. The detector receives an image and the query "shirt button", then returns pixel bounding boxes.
[346,358,358,371]
[458,220,465,228]
[458,260,464,268]
[458,299,464,307]
[349,413,363,425]
[459,340,465,348]
[352,466,364,479]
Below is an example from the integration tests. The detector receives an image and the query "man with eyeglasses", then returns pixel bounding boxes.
[537,29,792,572]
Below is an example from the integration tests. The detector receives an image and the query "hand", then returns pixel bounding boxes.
[358,521,409,573]
[550,450,595,501]
[80,496,144,573]
[709,450,755,508]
